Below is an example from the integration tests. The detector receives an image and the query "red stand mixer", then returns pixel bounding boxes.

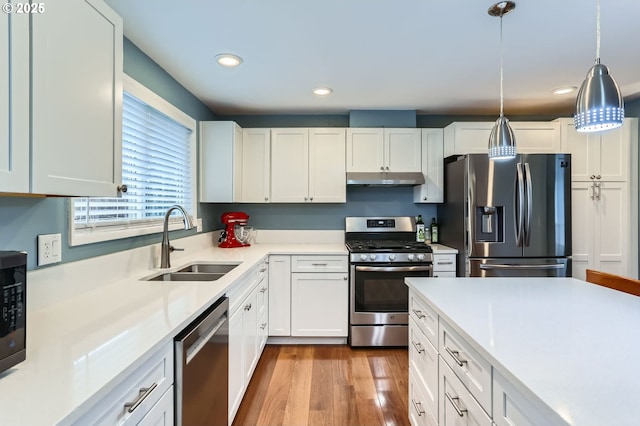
[219,212,251,248]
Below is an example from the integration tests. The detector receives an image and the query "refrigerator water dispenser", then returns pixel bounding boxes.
[475,206,503,243]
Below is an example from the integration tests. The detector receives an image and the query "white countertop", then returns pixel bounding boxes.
[429,243,458,254]
[406,277,640,426]
[0,236,347,425]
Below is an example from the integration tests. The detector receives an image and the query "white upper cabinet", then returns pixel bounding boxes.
[271,128,346,203]
[241,129,271,203]
[558,117,633,182]
[0,11,29,193]
[414,129,444,203]
[30,0,123,196]
[346,128,421,172]
[200,121,242,202]
[443,121,561,157]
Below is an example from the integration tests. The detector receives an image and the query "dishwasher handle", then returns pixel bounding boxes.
[177,297,229,365]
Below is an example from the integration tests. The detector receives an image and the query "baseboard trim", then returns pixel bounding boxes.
[267,336,347,345]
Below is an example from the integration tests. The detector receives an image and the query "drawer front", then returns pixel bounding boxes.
[440,359,492,426]
[439,320,492,415]
[409,370,438,426]
[409,317,438,420]
[409,291,438,347]
[257,274,268,318]
[228,261,265,314]
[76,341,174,426]
[290,255,348,273]
[433,254,456,272]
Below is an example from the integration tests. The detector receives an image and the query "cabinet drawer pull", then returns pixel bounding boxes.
[411,340,424,354]
[260,287,267,293]
[260,267,267,272]
[311,263,328,266]
[437,261,454,265]
[260,322,267,330]
[244,303,252,311]
[411,308,427,319]
[411,398,425,416]
[445,391,467,417]
[124,382,157,413]
[445,346,467,367]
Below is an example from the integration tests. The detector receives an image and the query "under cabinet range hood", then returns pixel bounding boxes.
[346,172,425,186]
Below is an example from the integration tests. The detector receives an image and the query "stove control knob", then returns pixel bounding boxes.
[389,254,396,262]
[417,254,425,261]
[369,254,377,261]
[408,254,416,261]
[360,254,368,261]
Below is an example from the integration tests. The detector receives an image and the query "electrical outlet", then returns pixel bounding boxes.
[38,233,62,266]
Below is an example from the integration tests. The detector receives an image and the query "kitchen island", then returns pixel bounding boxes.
[405,276,640,426]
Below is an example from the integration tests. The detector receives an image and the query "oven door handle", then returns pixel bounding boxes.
[355,265,433,273]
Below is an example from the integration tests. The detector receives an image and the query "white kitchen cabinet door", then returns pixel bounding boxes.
[346,128,385,172]
[271,128,309,202]
[228,307,244,423]
[385,128,422,172]
[242,289,260,385]
[200,121,242,202]
[138,386,174,426]
[439,360,492,426]
[241,128,271,202]
[268,255,291,336]
[308,128,346,202]
[444,121,561,157]
[291,272,348,337]
[571,181,630,281]
[414,129,444,203]
[558,117,632,182]
[30,0,123,196]
[409,318,438,422]
[0,11,29,193]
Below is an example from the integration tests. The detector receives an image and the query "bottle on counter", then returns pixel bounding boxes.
[431,217,439,244]
[416,215,425,242]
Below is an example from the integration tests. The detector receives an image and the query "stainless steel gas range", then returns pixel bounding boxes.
[345,217,433,347]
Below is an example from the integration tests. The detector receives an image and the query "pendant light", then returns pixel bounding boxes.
[574,0,624,132]
[488,1,517,160]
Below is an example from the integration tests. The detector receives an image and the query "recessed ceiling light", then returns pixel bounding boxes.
[552,86,577,95]
[215,53,243,67]
[313,87,333,96]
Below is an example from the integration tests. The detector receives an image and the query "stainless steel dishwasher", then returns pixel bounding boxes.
[175,296,229,426]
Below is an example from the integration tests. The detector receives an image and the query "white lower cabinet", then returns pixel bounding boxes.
[409,370,438,426]
[227,258,269,425]
[414,128,444,203]
[74,341,174,425]
[268,254,348,338]
[440,360,491,426]
[409,317,438,424]
[433,253,457,277]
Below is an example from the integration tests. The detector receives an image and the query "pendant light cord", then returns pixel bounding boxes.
[499,13,504,116]
[595,0,601,61]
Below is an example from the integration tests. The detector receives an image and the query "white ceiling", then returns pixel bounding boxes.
[104,0,640,116]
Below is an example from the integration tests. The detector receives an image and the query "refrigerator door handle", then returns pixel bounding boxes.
[479,263,564,270]
[524,162,532,247]
[515,163,525,247]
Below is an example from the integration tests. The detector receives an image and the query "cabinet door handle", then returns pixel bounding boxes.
[411,398,425,416]
[264,196,269,201]
[445,346,467,366]
[343,276,348,280]
[423,197,427,201]
[445,391,467,417]
[260,322,267,330]
[411,340,424,354]
[260,287,267,293]
[244,303,252,311]
[411,308,427,320]
[124,383,157,413]
[595,182,601,200]
[596,174,601,180]
[380,166,385,171]
[590,174,596,180]
[260,267,267,272]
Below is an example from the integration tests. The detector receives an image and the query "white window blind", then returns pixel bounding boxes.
[73,89,194,237]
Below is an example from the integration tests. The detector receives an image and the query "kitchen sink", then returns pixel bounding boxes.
[145,272,226,282]
[141,262,240,282]
[177,263,239,274]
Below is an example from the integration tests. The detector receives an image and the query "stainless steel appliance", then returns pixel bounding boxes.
[346,217,433,347]
[440,154,572,277]
[175,297,228,426]
[0,251,26,375]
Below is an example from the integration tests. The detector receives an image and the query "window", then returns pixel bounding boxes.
[70,75,197,246]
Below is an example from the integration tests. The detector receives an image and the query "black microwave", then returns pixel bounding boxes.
[0,251,26,375]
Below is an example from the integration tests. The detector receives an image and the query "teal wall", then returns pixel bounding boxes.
[0,38,218,270]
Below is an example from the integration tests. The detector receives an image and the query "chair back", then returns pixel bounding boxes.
[585,269,640,297]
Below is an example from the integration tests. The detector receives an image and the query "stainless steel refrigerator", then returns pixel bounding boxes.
[439,153,572,277]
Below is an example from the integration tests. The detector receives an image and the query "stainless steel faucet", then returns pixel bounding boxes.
[160,205,195,268]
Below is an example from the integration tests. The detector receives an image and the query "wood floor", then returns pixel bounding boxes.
[232,344,410,426]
